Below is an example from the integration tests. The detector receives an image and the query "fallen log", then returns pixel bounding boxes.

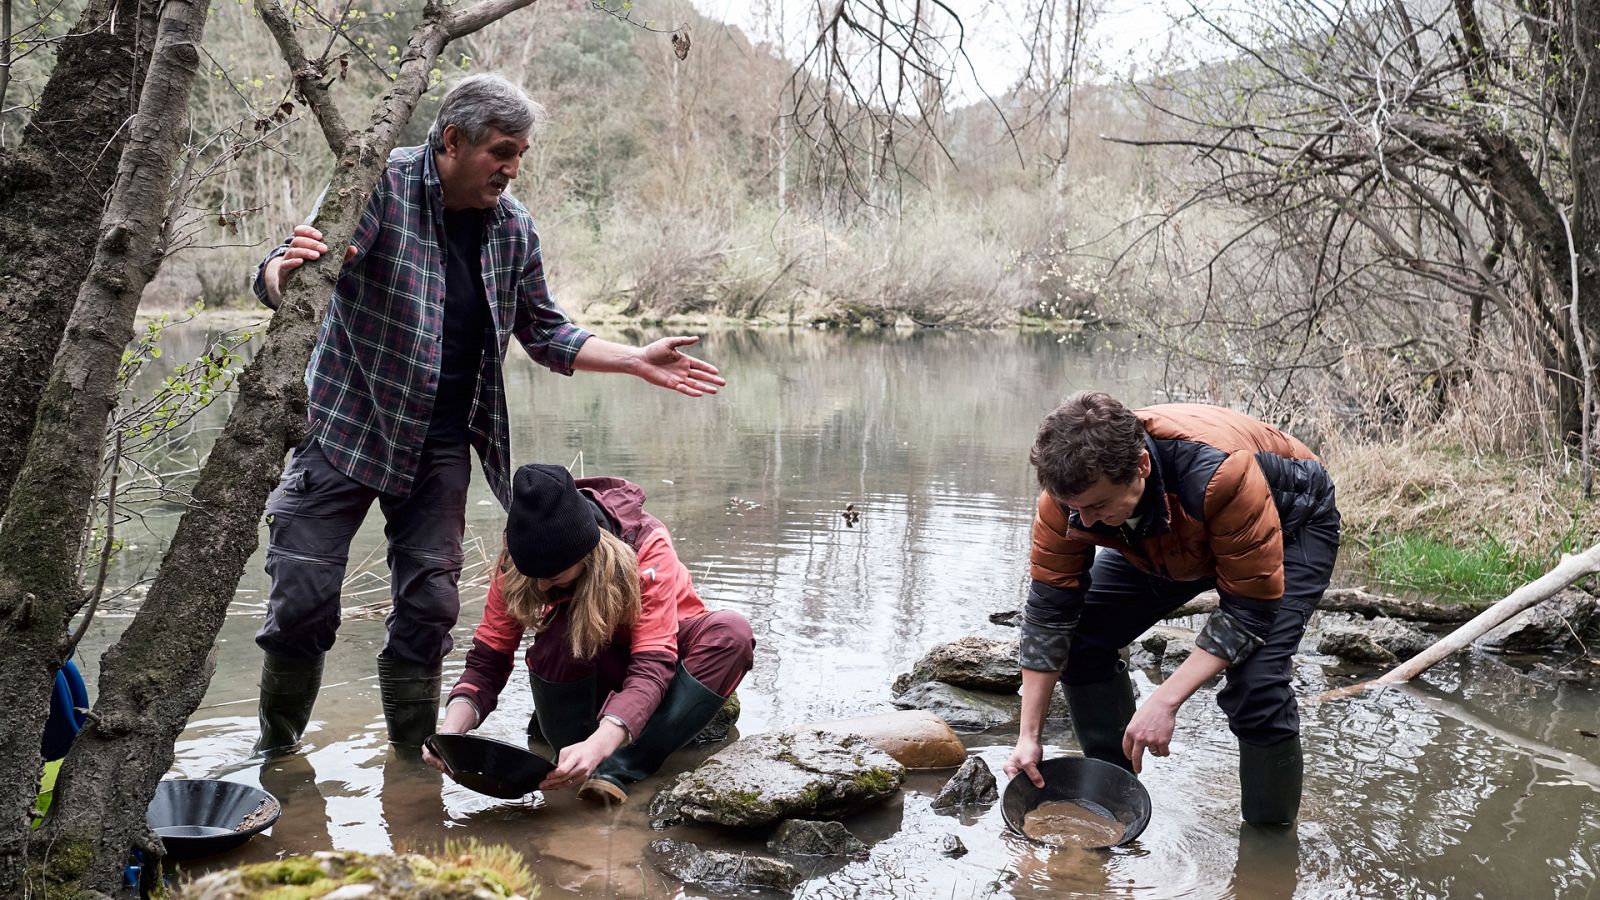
[1318,542,1600,701]
[987,586,1480,628]
[1164,587,1481,622]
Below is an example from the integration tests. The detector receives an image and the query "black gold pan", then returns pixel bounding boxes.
[425,733,556,800]
[1001,756,1152,849]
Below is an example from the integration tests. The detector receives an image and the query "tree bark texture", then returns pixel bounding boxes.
[0,0,159,516]
[1570,0,1600,342]
[21,0,537,891]
[0,0,209,891]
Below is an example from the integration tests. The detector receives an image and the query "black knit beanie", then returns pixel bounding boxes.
[506,463,602,578]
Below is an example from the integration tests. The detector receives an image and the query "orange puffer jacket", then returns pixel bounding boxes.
[1022,404,1337,667]
[1031,404,1333,600]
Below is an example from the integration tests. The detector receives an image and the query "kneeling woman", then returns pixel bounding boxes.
[425,463,755,803]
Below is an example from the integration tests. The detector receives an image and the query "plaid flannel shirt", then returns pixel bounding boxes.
[253,145,592,507]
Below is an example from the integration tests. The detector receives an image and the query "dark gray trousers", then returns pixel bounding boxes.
[255,440,471,666]
[1061,512,1340,746]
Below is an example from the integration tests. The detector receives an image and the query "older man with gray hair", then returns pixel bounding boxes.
[249,74,725,754]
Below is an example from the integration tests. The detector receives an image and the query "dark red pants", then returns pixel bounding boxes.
[528,608,755,698]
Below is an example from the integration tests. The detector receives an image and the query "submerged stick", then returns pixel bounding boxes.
[1317,542,1600,701]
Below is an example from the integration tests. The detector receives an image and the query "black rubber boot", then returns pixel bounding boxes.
[1065,665,1137,772]
[376,653,442,749]
[257,752,331,848]
[253,652,324,756]
[583,666,728,804]
[1239,734,1303,825]
[1229,817,1301,896]
[528,673,599,753]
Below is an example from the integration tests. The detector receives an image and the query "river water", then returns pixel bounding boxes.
[76,319,1600,898]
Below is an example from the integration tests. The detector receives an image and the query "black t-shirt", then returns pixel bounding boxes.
[427,207,490,445]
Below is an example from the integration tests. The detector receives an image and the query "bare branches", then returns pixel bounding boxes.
[780,0,992,216]
[1090,0,1600,441]
[585,0,683,35]
[254,0,354,156]
[446,0,541,39]
[67,430,120,656]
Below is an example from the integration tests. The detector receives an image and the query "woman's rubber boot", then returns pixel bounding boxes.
[580,666,727,805]
[1064,665,1137,772]
[1239,734,1302,825]
[528,673,599,753]
[376,653,442,749]
[253,652,324,756]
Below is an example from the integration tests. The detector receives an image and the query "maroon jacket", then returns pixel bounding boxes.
[447,477,708,738]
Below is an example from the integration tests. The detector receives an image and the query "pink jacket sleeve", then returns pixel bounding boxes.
[448,574,527,722]
[597,530,700,739]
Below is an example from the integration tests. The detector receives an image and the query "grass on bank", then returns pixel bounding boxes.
[1325,435,1599,603]
[1365,531,1584,601]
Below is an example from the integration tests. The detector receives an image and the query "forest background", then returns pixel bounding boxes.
[5,0,1597,602]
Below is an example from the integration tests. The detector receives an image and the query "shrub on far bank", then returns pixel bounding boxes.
[556,196,1076,328]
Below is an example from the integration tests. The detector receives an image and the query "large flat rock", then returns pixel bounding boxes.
[665,730,905,828]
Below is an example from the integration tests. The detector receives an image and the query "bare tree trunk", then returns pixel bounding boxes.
[1568,0,1600,464]
[18,0,539,891]
[0,0,210,891]
[0,0,159,516]
[0,0,12,115]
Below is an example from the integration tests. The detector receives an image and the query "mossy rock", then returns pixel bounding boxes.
[177,840,536,899]
[665,730,905,828]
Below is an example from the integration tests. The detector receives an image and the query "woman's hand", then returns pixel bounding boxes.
[422,698,479,775]
[539,718,629,792]
[1004,734,1046,788]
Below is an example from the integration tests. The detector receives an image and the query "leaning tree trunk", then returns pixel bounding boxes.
[1567,0,1600,457]
[0,0,211,891]
[0,0,159,516]
[23,0,538,891]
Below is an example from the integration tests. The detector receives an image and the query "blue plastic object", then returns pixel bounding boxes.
[41,660,88,762]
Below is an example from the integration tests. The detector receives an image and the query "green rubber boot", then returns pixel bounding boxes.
[1065,665,1137,772]
[376,653,442,749]
[253,652,324,756]
[1239,735,1303,825]
[528,673,599,753]
[582,666,728,804]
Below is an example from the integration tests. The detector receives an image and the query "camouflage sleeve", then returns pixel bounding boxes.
[1195,603,1267,666]
[1018,579,1085,673]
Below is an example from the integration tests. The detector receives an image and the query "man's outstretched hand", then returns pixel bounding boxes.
[633,335,725,397]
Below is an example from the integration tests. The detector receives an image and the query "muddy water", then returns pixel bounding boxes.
[78,321,1600,897]
[1023,800,1126,848]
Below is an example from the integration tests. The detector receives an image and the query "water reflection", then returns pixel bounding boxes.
[83,322,1600,897]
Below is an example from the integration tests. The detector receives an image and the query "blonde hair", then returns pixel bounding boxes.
[498,529,641,660]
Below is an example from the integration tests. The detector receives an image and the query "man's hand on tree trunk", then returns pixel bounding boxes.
[265,225,356,308]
